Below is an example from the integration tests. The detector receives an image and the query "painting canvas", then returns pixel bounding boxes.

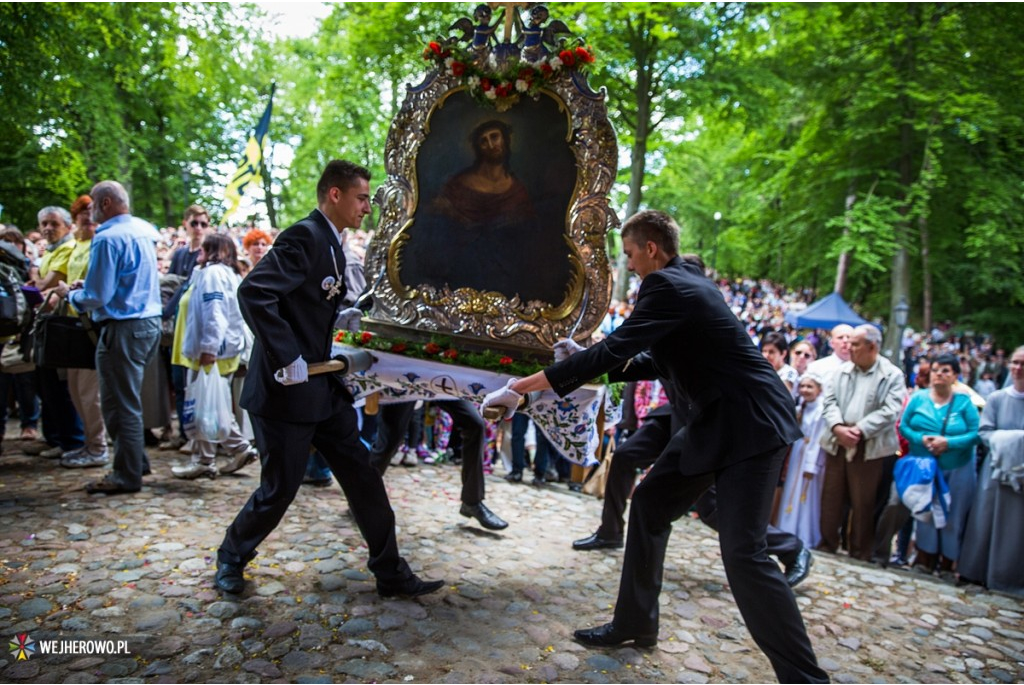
[399,89,576,306]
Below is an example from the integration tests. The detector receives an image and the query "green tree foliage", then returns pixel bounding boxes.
[0,2,272,229]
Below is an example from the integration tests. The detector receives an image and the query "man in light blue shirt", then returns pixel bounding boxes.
[55,180,162,495]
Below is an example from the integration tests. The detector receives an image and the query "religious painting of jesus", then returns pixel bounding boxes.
[398,88,577,305]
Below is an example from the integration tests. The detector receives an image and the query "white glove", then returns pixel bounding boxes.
[334,307,363,333]
[553,338,585,362]
[480,378,523,420]
[273,355,308,386]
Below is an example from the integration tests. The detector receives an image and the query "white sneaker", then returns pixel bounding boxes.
[220,446,258,475]
[390,446,408,467]
[61,450,110,469]
[171,462,218,480]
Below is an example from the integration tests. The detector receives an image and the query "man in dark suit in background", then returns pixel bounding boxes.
[215,160,443,600]
[482,210,827,683]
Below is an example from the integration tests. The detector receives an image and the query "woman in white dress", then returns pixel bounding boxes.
[776,372,828,548]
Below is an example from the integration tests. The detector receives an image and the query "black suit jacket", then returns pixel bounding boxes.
[239,210,351,422]
[546,256,800,475]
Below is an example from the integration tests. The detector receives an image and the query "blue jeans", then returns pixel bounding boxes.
[0,370,39,436]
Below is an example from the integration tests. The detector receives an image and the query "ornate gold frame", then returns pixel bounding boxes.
[366,67,618,353]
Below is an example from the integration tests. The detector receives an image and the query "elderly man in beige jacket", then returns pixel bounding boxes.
[818,324,906,561]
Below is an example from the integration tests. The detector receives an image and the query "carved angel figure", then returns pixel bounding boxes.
[519,5,571,62]
[449,4,506,65]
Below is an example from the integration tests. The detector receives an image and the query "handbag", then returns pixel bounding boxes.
[31,293,99,369]
[582,434,616,499]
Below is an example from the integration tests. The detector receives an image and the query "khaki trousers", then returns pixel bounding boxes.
[66,368,107,454]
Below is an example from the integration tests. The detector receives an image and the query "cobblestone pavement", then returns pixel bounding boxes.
[2,437,1023,684]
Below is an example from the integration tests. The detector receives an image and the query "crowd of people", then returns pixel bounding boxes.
[1,172,1021,683]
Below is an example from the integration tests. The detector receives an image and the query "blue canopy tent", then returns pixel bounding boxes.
[784,292,869,330]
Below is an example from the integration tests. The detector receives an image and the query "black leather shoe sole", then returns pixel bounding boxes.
[377,578,445,599]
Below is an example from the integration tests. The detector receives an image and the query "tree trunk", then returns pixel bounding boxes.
[882,5,919,365]
[613,22,653,302]
[834,187,855,295]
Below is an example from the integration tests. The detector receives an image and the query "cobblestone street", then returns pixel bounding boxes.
[2,438,1023,684]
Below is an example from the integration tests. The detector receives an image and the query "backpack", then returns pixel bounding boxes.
[0,240,32,341]
[0,264,28,340]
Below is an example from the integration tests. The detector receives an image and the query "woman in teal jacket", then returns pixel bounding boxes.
[900,353,980,575]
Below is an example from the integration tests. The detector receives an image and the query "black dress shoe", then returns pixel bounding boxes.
[459,502,508,530]
[572,532,623,551]
[785,547,813,588]
[574,622,656,648]
[215,561,245,594]
[377,575,445,599]
[84,476,140,496]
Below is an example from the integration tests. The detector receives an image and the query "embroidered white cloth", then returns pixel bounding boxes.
[334,344,618,466]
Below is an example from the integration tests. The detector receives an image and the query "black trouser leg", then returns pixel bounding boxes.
[598,417,668,540]
[369,401,416,474]
[438,399,486,505]
[713,448,828,683]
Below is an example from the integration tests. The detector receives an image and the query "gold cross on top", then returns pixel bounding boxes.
[488,1,530,42]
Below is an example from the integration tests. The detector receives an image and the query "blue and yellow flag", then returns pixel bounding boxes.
[224,84,274,221]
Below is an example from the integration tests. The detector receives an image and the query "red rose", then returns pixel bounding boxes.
[480,77,492,91]
[499,356,513,365]
[519,66,535,79]
[428,41,442,55]
[559,49,576,67]
[334,331,346,343]
[359,332,373,344]
[575,46,595,63]
[495,83,510,97]
[540,63,554,77]
[390,342,407,353]
[424,342,442,355]
[452,61,466,76]
[443,348,458,360]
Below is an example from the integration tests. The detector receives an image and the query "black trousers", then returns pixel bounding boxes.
[600,415,804,569]
[370,399,485,505]
[597,416,668,540]
[218,405,413,585]
[612,446,828,684]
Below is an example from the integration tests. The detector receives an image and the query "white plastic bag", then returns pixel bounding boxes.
[186,366,232,443]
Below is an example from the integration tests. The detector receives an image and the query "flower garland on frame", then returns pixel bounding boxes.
[422,40,595,109]
[334,329,623,405]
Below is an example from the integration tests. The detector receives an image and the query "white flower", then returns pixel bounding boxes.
[515,79,529,92]
[484,89,497,100]
[444,57,454,69]
[467,75,481,88]
[549,56,563,69]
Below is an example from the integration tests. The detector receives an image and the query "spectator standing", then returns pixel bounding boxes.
[34,205,84,459]
[958,345,1024,595]
[59,195,109,468]
[900,353,980,576]
[818,324,905,561]
[56,180,163,494]
[163,205,210,451]
[806,323,853,392]
[776,373,828,549]
[0,229,40,444]
[169,234,257,480]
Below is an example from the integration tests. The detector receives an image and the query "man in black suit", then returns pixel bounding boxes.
[482,210,827,683]
[215,160,443,600]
